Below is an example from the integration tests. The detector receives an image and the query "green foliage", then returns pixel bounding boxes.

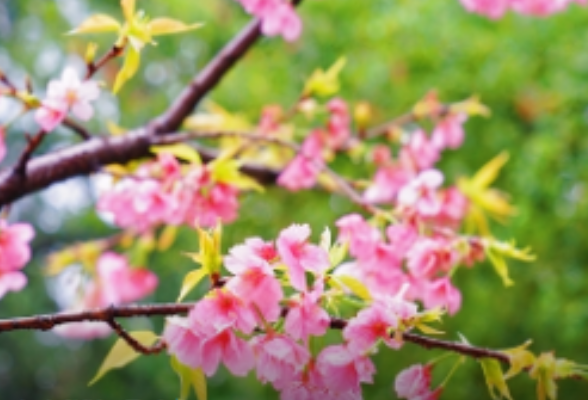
[2,0,588,399]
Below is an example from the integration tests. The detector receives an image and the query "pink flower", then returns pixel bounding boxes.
[398,170,444,216]
[163,317,205,368]
[250,333,311,385]
[407,238,457,279]
[386,223,418,255]
[200,327,255,376]
[0,221,35,273]
[394,364,441,400]
[46,66,100,121]
[278,132,324,191]
[431,114,467,150]
[277,224,330,291]
[316,344,375,393]
[190,289,257,335]
[34,98,68,132]
[400,130,440,171]
[336,214,380,259]
[511,0,569,15]
[53,321,112,340]
[0,271,27,300]
[326,98,351,149]
[95,252,158,305]
[284,290,329,341]
[343,304,399,354]
[364,165,412,204]
[260,1,302,42]
[225,241,283,323]
[435,187,469,226]
[423,277,462,315]
[459,0,510,19]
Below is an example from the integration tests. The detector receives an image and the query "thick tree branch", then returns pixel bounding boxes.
[0,302,509,364]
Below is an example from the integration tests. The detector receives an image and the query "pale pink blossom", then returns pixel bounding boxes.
[53,321,112,340]
[398,170,444,216]
[0,221,35,273]
[46,66,100,120]
[423,277,462,315]
[34,98,68,132]
[316,344,375,393]
[386,223,418,255]
[250,333,311,385]
[326,98,351,149]
[343,304,399,354]
[335,214,380,259]
[431,114,467,150]
[95,252,158,305]
[278,132,323,191]
[163,317,205,368]
[407,238,457,279]
[400,130,440,171]
[277,224,329,291]
[364,165,412,204]
[435,187,469,226]
[0,271,27,300]
[190,289,257,335]
[511,0,569,15]
[395,364,441,400]
[260,1,302,42]
[284,290,329,341]
[225,245,283,323]
[459,0,510,19]
[200,327,255,376]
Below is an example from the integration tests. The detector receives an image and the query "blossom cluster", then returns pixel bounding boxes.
[0,221,35,300]
[54,252,157,339]
[460,0,585,19]
[236,0,302,41]
[164,223,455,399]
[277,98,351,190]
[98,153,240,232]
[34,67,100,132]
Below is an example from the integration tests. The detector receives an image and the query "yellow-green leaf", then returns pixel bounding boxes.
[415,323,445,335]
[479,358,513,400]
[177,268,208,302]
[486,247,514,287]
[210,158,264,192]
[303,57,346,97]
[530,353,558,400]
[121,0,135,23]
[89,331,158,386]
[151,143,202,165]
[502,340,536,379]
[336,275,372,301]
[113,46,140,94]
[68,14,121,35]
[170,356,207,400]
[158,225,178,251]
[472,152,510,190]
[148,18,203,36]
[451,95,491,117]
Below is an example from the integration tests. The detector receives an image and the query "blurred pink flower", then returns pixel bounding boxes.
[459,0,510,18]
[0,221,35,273]
[251,333,311,385]
[398,169,444,216]
[260,1,302,41]
[0,271,27,300]
[394,364,441,400]
[277,224,329,291]
[47,66,100,121]
[423,277,462,315]
[34,98,68,132]
[431,114,466,150]
[284,290,329,341]
[316,344,375,393]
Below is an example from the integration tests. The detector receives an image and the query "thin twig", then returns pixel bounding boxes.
[365,105,450,139]
[85,44,125,80]
[12,130,47,178]
[63,118,91,140]
[106,316,167,355]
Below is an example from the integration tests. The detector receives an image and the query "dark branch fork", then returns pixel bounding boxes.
[0,302,510,363]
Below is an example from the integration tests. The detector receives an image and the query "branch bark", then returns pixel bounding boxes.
[0,302,509,364]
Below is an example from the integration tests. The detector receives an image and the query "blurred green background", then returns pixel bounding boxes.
[1,0,588,399]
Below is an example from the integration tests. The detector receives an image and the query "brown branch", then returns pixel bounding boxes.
[106,316,167,355]
[63,118,91,140]
[0,1,305,207]
[85,44,125,80]
[0,302,509,364]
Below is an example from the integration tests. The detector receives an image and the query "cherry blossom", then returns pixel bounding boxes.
[277,224,330,291]
[34,98,68,132]
[398,169,444,217]
[316,344,375,394]
[278,132,324,191]
[0,221,35,272]
[46,66,100,120]
[423,277,462,315]
[431,114,467,150]
[284,289,330,341]
[251,333,311,385]
[394,364,441,400]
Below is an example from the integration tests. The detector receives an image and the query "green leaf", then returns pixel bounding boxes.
[113,46,140,94]
[177,268,208,302]
[479,358,513,400]
[502,340,535,379]
[89,331,158,386]
[68,14,121,35]
[335,275,372,301]
[148,18,203,36]
[486,247,514,287]
[151,144,202,165]
[170,356,207,400]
